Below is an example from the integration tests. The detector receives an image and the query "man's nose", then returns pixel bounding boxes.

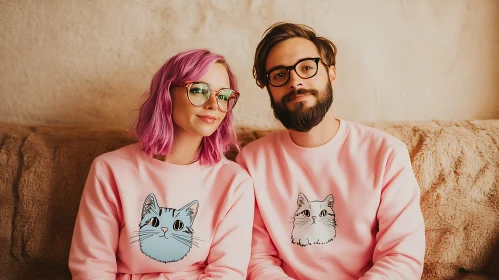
[287,70,303,90]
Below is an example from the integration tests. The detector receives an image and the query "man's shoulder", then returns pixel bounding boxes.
[344,120,407,152]
[240,129,284,154]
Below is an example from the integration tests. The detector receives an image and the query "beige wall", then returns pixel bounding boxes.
[1,0,498,130]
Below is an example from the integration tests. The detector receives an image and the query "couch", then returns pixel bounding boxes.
[0,120,498,280]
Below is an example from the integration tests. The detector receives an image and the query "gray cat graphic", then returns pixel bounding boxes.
[131,193,199,263]
[291,193,337,246]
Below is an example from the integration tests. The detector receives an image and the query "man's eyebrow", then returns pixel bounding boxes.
[266,64,287,74]
[266,57,316,74]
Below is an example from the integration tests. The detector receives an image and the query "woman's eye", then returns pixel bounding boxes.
[190,88,202,94]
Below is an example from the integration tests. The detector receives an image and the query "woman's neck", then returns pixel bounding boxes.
[154,125,203,165]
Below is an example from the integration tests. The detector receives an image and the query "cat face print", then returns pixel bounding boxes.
[291,193,337,247]
[132,193,199,263]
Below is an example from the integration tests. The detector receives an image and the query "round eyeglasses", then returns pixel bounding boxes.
[266,57,325,87]
[183,81,240,112]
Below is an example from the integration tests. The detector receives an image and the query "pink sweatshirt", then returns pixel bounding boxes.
[236,119,425,280]
[69,143,255,280]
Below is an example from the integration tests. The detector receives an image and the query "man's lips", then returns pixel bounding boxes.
[287,93,311,103]
[288,94,310,102]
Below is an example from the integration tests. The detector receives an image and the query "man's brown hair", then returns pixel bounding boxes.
[253,22,338,89]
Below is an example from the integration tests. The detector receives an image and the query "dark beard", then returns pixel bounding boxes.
[270,82,333,132]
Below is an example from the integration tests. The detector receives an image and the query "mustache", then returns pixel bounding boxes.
[281,88,319,104]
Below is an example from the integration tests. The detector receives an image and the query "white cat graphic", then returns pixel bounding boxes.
[291,193,337,246]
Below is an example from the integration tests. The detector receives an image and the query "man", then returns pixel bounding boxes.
[236,22,425,279]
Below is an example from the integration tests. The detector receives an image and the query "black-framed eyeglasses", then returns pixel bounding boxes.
[266,57,325,87]
[182,81,240,112]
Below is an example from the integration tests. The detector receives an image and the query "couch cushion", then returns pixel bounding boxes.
[1,120,498,279]
[0,124,34,277]
[372,120,499,279]
[0,123,135,279]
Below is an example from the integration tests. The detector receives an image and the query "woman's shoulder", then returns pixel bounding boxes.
[218,156,251,177]
[91,143,140,169]
[215,157,254,190]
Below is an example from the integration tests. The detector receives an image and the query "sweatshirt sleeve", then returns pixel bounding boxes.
[247,204,294,280]
[199,178,255,280]
[360,146,426,279]
[68,159,121,280]
[236,153,293,280]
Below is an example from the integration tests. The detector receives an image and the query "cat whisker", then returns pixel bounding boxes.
[192,235,204,239]
[172,234,191,241]
[191,236,206,242]
[189,242,200,247]
[172,234,198,246]
[132,231,156,235]
[131,231,157,236]
[190,239,204,243]
[130,234,155,244]
[172,235,198,248]
[172,235,200,248]
[130,232,156,238]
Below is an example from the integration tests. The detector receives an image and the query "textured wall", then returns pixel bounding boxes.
[1,0,498,129]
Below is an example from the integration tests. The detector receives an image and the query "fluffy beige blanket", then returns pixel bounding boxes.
[0,120,498,279]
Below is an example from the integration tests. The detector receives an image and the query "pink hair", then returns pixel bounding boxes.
[134,49,239,165]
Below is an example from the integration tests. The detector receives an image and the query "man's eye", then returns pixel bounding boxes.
[274,73,285,80]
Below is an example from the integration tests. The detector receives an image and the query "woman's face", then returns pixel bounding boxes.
[170,63,231,137]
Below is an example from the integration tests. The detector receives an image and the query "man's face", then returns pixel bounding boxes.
[265,37,336,132]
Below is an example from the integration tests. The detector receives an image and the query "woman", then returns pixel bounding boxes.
[69,49,254,279]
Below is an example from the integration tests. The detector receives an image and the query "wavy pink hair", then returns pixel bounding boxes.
[134,49,239,165]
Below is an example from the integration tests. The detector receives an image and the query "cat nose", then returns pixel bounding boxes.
[312,216,316,219]
[161,227,168,232]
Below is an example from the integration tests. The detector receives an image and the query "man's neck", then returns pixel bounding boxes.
[154,125,203,165]
[288,110,340,148]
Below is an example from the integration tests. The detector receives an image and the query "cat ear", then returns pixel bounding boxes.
[324,194,334,210]
[142,193,160,219]
[180,200,199,224]
[297,193,309,208]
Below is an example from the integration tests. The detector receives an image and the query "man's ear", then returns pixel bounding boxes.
[328,65,337,85]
